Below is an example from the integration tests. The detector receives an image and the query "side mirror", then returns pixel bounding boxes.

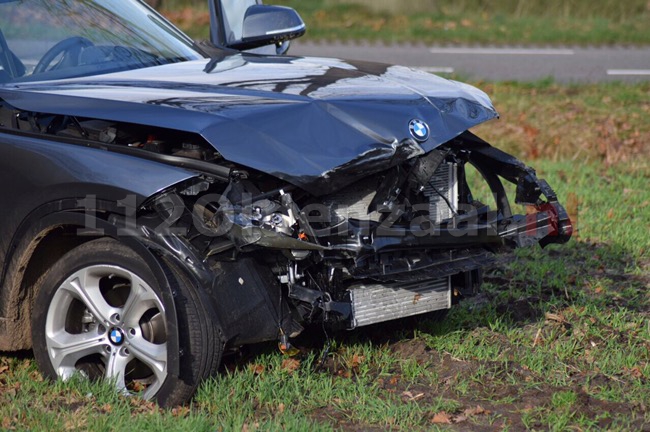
[228,5,306,51]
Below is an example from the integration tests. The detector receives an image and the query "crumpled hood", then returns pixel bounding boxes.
[1,52,498,195]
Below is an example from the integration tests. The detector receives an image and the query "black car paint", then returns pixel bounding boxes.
[0,45,570,351]
[0,131,196,270]
[1,52,497,195]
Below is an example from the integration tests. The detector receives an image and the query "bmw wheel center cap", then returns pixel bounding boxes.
[409,118,430,142]
[109,327,125,346]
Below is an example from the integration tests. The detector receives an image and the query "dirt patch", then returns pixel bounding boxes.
[287,241,650,430]
[311,336,646,430]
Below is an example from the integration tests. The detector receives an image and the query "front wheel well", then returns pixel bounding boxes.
[22,226,100,298]
[0,224,101,351]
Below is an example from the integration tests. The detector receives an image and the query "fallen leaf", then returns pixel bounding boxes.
[624,367,644,378]
[545,312,567,323]
[171,406,190,418]
[454,414,468,423]
[431,411,452,424]
[29,371,44,382]
[249,364,265,375]
[281,358,300,374]
[464,405,489,416]
[131,381,146,392]
[278,403,285,414]
[351,354,365,368]
[337,369,351,379]
[129,397,159,414]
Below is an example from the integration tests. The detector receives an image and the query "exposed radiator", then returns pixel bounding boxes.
[422,162,458,223]
[348,278,451,328]
[325,161,457,224]
[324,176,382,222]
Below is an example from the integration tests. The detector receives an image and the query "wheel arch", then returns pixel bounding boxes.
[0,208,181,378]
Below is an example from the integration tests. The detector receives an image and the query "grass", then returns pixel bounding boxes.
[1,80,649,430]
[156,0,650,46]
[471,80,650,171]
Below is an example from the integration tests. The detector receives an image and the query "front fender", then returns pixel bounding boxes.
[0,210,182,377]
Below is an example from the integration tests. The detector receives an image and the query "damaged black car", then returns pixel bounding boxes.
[0,0,571,406]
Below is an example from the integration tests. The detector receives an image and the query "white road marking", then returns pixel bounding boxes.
[414,66,455,73]
[429,47,575,55]
[607,69,650,76]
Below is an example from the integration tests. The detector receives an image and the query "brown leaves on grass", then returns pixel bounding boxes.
[545,312,569,324]
[430,405,490,424]
[129,397,160,416]
[473,84,650,168]
[281,358,301,374]
[328,352,367,378]
[534,312,574,347]
[249,364,265,376]
[247,359,301,377]
[622,366,644,379]
[171,406,190,418]
[350,354,365,368]
[242,422,261,432]
[1,416,13,430]
[99,404,112,414]
[464,405,489,416]
[2,383,20,399]
[430,411,453,424]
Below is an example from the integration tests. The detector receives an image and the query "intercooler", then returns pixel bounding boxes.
[348,278,451,328]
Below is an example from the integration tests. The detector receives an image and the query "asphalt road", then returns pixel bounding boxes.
[291,41,650,83]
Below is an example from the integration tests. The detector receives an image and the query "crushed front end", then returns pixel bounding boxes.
[140,131,572,347]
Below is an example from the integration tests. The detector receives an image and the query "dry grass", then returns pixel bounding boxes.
[471,80,650,172]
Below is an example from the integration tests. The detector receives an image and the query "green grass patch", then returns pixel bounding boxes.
[157,0,650,46]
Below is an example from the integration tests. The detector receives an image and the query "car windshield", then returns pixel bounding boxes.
[0,0,204,83]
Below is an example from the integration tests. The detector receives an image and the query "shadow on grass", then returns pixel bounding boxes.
[225,239,648,364]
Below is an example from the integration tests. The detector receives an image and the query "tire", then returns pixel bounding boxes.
[31,238,222,406]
